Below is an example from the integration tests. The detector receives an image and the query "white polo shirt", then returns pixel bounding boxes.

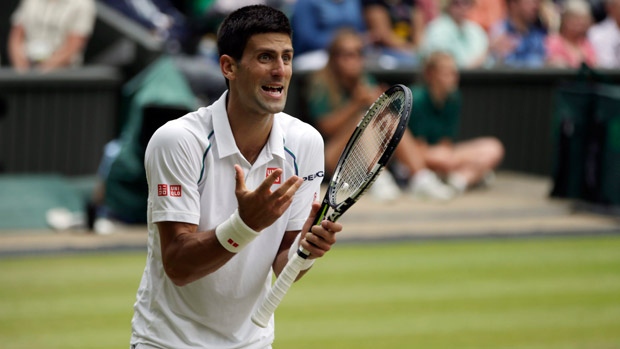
[131,91,325,349]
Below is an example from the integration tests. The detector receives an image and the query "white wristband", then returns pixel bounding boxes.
[215,210,260,253]
[288,232,315,270]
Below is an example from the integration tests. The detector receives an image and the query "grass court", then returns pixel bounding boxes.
[1,235,619,349]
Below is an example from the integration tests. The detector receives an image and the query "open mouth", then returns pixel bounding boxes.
[262,85,284,95]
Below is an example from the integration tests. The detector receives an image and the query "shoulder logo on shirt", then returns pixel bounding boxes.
[157,184,182,197]
[170,185,182,197]
[158,184,168,196]
[266,167,281,184]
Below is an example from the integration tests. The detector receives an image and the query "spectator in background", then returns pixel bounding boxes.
[546,0,597,68]
[307,29,456,202]
[489,0,548,67]
[408,51,504,195]
[291,0,366,71]
[588,0,620,68]
[8,0,96,72]
[420,0,490,69]
[418,0,441,24]
[361,0,424,68]
[468,0,507,32]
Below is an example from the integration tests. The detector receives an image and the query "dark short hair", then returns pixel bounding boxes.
[217,5,292,61]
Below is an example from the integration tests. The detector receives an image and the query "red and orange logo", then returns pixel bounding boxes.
[157,184,168,196]
[266,167,281,184]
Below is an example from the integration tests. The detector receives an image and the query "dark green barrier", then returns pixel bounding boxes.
[0,66,122,175]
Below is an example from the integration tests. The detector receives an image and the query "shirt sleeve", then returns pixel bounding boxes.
[69,0,97,36]
[285,127,325,232]
[145,121,203,225]
[11,0,28,26]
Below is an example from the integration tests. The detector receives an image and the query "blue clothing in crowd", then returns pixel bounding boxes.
[292,0,366,55]
[492,19,547,68]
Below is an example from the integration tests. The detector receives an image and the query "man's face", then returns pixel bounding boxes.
[513,0,541,24]
[562,12,592,38]
[429,57,459,95]
[332,37,365,80]
[447,0,474,23]
[231,33,293,116]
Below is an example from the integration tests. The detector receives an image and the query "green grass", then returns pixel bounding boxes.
[1,236,619,349]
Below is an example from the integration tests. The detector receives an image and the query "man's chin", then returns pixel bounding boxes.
[264,100,287,114]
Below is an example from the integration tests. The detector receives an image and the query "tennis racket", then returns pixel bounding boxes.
[252,84,412,328]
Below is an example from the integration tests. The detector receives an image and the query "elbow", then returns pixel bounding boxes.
[162,257,218,287]
[163,263,193,287]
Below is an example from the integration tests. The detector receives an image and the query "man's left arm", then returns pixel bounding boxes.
[272,128,340,279]
[272,201,341,280]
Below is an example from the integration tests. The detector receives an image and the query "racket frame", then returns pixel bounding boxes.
[251,84,412,328]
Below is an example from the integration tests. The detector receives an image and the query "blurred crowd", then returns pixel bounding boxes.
[7,0,620,75]
[6,0,619,232]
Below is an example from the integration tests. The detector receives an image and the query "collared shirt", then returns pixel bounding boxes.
[421,14,489,68]
[307,73,378,129]
[588,17,620,69]
[408,85,461,145]
[131,91,324,349]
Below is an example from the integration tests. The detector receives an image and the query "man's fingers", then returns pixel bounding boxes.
[234,165,247,194]
[276,176,303,202]
[301,201,322,235]
[255,168,284,193]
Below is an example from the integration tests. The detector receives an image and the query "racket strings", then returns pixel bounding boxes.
[333,92,406,203]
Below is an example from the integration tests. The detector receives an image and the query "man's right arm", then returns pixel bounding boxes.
[158,222,235,287]
[157,166,303,287]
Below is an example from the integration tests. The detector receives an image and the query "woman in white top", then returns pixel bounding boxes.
[8,0,96,72]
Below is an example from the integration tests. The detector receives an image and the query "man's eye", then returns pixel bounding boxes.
[283,55,292,63]
[259,54,271,61]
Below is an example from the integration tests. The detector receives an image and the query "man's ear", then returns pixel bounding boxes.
[220,55,236,82]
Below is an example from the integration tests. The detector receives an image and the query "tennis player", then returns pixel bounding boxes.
[130,5,342,349]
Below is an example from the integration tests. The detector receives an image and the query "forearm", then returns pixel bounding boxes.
[160,226,236,286]
[273,231,312,281]
[39,35,86,71]
[8,26,30,71]
[318,100,365,138]
[410,10,425,49]
[364,6,406,48]
[272,245,311,281]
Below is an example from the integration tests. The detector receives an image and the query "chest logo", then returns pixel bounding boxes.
[266,167,281,184]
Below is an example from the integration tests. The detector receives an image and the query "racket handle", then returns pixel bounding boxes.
[252,248,309,328]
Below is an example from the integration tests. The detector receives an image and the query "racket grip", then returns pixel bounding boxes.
[252,248,309,328]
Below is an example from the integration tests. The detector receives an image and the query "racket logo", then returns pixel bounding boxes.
[266,167,281,184]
